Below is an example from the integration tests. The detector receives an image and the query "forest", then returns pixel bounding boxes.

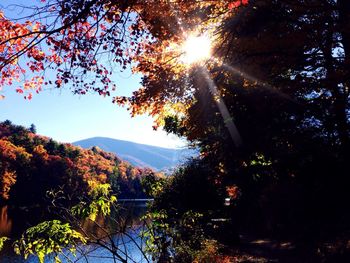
[0,120,160,204]
[0,0,349,262]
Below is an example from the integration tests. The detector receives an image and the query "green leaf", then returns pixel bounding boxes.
[0,237,8,251]
[13,220,86,262]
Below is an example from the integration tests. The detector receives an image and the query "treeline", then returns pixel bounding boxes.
[0,120,161,206]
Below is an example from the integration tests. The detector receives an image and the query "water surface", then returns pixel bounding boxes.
[0,200,151,262]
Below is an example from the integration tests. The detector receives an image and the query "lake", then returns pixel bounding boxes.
[0,200,152,262]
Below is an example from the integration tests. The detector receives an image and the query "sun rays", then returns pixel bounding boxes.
[200,67,243,147]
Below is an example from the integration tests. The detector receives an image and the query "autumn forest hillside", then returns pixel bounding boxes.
[0,120,161,206]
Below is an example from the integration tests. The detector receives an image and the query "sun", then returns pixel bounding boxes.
[182,34,212,65]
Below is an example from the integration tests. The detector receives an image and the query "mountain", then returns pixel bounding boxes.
[73,137,196,171]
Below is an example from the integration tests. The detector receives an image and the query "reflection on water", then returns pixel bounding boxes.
[0,200,151,262]
[0,206,12,237]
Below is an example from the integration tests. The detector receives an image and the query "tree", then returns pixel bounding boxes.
[0,139,31,200]
[29,124,36,134]
[0,0,241,97]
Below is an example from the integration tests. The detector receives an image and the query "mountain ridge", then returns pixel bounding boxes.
[73,137,196,171]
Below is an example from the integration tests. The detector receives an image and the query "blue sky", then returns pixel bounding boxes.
[0,72,186,149]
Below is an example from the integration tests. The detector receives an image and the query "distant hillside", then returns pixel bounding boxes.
[74,137,197,171]
[0,121,164,204]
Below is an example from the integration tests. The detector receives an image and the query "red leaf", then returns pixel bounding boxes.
[228,0,249,9]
